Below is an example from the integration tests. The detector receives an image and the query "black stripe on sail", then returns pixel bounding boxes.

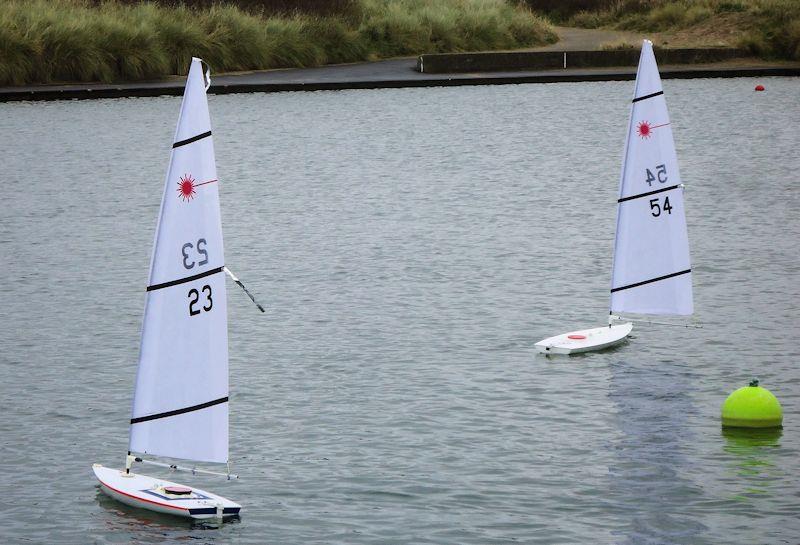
[131,396,228,424]
[618,184,680,203]
[632,90,663,103]
[611,269,691,293]
[147,266,223,292]
[173,130,212,149]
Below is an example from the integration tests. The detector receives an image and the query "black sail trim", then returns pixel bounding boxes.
[618,184,680,203]
[632,90,663,103]
[146,266,223,292]
[131,396,228,424]
[173,130,212,149]
[611,269,691,293]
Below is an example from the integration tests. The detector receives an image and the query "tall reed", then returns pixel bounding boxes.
[0,0,556,85]
[565,0,800,60]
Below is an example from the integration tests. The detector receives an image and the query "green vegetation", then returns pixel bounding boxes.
[0,0,556,85]
[737,0,800,60]
[554,0,800,60]
[600,40,635,51]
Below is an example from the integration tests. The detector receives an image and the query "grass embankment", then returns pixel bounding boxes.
[0,0,556,86]
[530,0,800,60]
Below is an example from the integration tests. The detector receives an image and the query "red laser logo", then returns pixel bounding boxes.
[176,173,218,202]
[177,174,196,201]
[636,120,670,139]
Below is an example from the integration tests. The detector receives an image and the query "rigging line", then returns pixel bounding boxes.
[146,266,223,292]
[173,130,212,149]
[612,315,703,328]
[611,269,691,293]
[618,184,680,203]
[131,396,228,424]
[632,90,663,103]
[195,178,218,187]
[223,267,266,313]
[134,458,239,479]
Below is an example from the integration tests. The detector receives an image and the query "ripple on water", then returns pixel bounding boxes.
[0,78,799,544]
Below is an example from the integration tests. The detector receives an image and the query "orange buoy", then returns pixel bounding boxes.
[755,84,765,91]
[568,334,587,340]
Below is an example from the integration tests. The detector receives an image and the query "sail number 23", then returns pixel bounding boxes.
[182,239,209,269]
[181,239,212,316]
[188,285,213,316]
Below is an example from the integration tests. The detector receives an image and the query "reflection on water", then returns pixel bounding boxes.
[608,360,707,545]
[94,487,240,543]
[721,427,782,499]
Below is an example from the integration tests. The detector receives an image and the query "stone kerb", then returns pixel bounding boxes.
[416,48,750,73]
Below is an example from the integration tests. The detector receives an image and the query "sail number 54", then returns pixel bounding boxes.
[649,196,673,217]
[645,164,667,186]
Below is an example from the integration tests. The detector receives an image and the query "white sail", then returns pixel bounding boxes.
[129,58,229,464]
[610,40,693,316]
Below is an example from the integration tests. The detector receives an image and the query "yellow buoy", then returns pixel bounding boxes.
[721,379,783,429]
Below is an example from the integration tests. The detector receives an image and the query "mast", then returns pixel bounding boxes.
[610,40,693,317]
[128,58,229,465]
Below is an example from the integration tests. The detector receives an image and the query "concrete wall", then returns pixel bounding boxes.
[417,48,750,73]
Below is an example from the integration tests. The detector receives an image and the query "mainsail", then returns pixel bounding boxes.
[129,58,229,464]
[610,40,693,316]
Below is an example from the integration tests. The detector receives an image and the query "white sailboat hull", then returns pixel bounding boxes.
[535,322,633,355]
[93,464,241,520]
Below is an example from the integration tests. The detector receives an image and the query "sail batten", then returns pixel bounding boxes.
[131,396,229,425]
[129,58,229,465]
[146,266,224,292]
[173,130,213,149]
[617,184,680,203]
[610,40,693,317]
[611,268,692,294]
[632,90,663,103]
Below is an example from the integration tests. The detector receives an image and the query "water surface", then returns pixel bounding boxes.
[1,78,799,544]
